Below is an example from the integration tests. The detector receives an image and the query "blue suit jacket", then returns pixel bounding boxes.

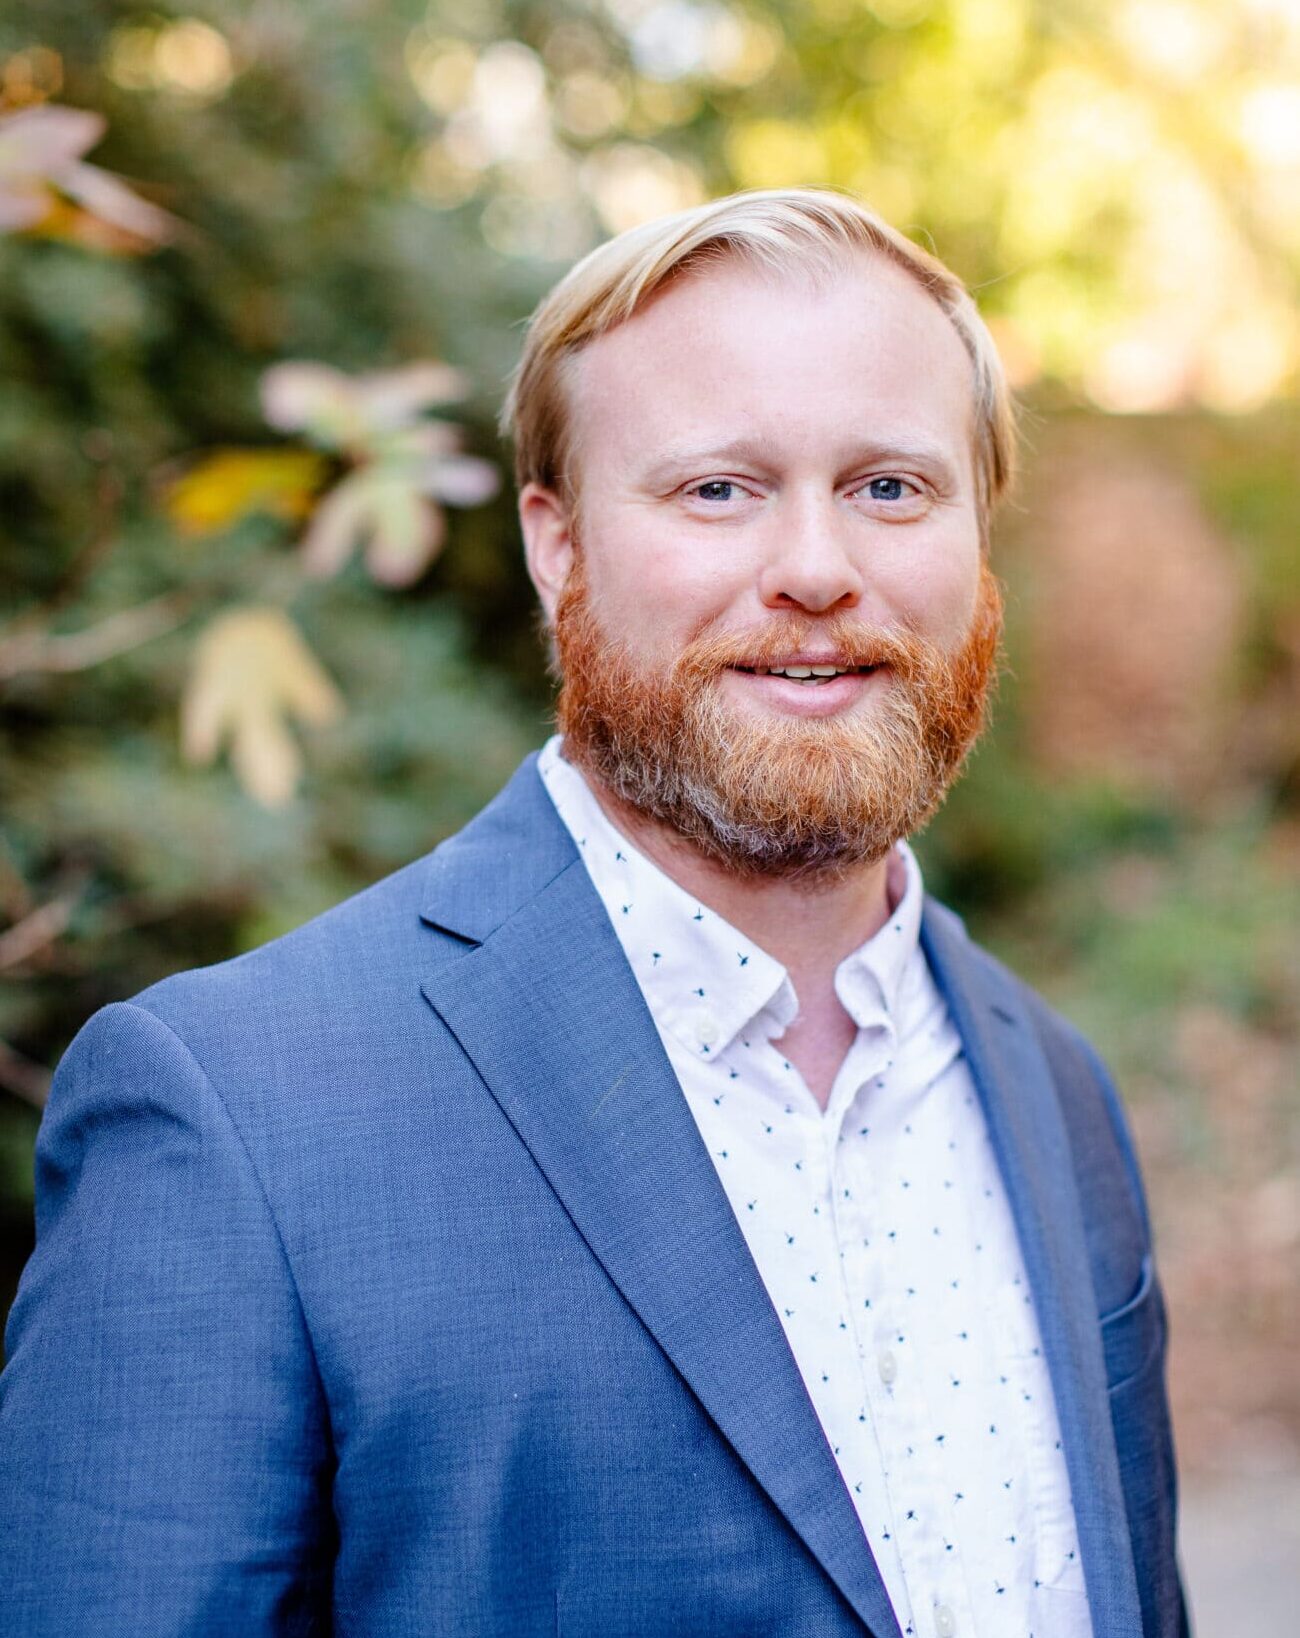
[1,756,1187,1636]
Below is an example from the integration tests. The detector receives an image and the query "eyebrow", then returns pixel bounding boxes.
[638,438,963,491]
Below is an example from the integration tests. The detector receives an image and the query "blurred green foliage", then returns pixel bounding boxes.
[0,0,1297,1455]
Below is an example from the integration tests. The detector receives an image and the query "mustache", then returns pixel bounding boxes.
[673,613,932,681]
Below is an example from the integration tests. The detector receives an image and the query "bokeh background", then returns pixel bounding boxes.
[2,0,1297,1625]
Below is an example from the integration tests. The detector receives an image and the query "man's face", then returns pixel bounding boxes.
[522,251,1001,877]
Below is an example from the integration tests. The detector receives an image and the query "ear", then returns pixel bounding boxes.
[519,483,575,626]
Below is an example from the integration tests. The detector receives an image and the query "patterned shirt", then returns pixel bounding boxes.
[538,736,1093,1638]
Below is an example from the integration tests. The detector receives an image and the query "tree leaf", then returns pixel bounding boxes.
[297,469,376,578]
[299,468,447,586]
[259,362,357,442]
[419,452,500,507]
[349,363,469,431]
[0,183,51,231]
[0,105,177,250]
[180,607,343,807]
[260,360,469,451]
[0,105,105,177]
[57,160,178,247]
[363,483,445,587]
[164,448,329,536]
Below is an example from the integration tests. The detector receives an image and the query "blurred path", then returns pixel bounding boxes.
[1180,1472,1300,1636]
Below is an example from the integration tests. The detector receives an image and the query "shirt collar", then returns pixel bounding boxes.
[537,735,926,1060]
[831,839,924,1034]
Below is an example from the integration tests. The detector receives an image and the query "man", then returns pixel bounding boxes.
[0,189,1185,1637]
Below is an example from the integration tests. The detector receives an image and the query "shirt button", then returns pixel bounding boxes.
[934,1605,956,1638]
[694,1013,720,1049]
[877,1350,898,1385]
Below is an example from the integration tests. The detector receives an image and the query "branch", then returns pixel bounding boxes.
[0,832,34,923]
[0,893,77,971]
[38,463,125,618]
[0,1039,51,1109]
[0,464,124,642]
[0,593,189,681]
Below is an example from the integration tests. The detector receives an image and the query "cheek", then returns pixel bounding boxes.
[884,537,982,648]
[578,514,741,646]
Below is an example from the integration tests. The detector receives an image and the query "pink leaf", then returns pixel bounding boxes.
[0,105,105,178]
[421,454,500,508]
[351,363,470,430]
[0,183,51,230]
[59,160,177,245]
[260,362,354,438]
[362,486,445,587]
[298,472,373,579]
[381,422,461,463]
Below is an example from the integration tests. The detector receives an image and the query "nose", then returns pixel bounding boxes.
[756,493,865,615]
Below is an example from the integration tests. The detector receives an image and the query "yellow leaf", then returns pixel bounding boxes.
[164,448,328,537]
[180,607,343,807]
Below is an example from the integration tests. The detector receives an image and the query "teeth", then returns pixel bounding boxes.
[742,664,864,681]
[763,664,853,679]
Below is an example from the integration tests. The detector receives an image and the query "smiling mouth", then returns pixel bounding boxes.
[731,663,881,686]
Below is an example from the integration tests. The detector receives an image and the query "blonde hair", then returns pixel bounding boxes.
[501,186,1016,539]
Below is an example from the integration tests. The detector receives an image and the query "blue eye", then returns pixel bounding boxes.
[694,480,735,502]
[868,476,907,501]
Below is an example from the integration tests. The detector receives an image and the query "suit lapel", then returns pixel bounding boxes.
[419,761,901,1638]
[920,901,1145,1638]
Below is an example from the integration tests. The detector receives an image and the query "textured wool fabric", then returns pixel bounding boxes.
[0,756,1187,1637]
[540,737,1092,1638]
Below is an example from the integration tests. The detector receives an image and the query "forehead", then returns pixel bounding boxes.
[564,250,976,482]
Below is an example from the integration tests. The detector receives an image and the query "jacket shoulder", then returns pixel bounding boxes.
[132,847,439,1043]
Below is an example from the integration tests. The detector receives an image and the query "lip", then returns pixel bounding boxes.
[720,664,888,719]
[732,657,871,672]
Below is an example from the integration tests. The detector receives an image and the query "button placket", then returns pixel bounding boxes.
[836,1089,880,1372]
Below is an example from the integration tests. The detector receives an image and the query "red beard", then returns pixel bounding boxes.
[552,561,1003,881]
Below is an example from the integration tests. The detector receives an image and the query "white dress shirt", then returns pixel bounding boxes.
[538,736,1093,1638]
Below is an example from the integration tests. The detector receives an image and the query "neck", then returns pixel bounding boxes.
[576,765,905,1111]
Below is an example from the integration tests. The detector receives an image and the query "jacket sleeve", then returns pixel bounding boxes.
[0,1002,335,1637]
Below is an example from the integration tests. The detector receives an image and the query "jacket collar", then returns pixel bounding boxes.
[418,753,575,944]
